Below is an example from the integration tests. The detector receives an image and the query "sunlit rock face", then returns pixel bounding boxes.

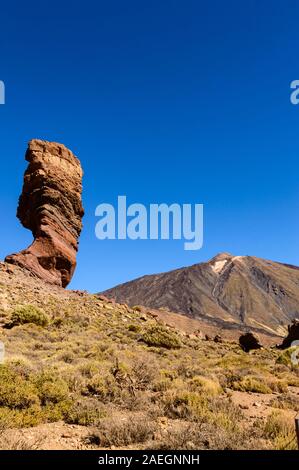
[6,139,84,287]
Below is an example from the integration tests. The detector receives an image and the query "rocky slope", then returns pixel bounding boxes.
[0,262,298,450]
[102,253,299,338]
[5,140,84,287]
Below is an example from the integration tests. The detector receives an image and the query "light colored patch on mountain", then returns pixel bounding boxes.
[249,318,286,337]
[211,259,228,273]
[232,256,245,262]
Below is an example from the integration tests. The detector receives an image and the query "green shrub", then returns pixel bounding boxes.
[9,305,49,328]
[128,324,141,333]
[64,400,106,426]
[0,365,39,409]
[276,347,298,367]
[0,404,44,428]
[188,376,222,396]
[85,373,118,402]
[142,325,181,349]
[34,371,69,405]
[231,376,272,394]
[43,400,73,422]
[51,317,64,328]
[162,389,206,419]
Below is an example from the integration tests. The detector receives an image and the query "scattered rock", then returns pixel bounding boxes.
[277,319,299,349]
[214,334,222,343]
[187,333,198,340]
[73,290,88,296]
[5,140,84,288]
[239,404,249,410]
[239,332,262,352]
[96,295,110,302]
[148,311,159,319]
[194,329,204,339]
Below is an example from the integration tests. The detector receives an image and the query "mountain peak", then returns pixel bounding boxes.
[102,253,299,338]
[209,252,234,262]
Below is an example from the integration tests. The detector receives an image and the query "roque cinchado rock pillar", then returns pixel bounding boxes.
[5,139,84,287]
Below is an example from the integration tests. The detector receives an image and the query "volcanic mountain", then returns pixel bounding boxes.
[102,253,299,339]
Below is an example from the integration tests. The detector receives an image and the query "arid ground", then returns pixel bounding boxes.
[0,262,298,450]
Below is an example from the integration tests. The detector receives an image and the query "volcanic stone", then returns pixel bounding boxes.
[239,332,262,352]
[278,319,299,349]
[5,139,84,287]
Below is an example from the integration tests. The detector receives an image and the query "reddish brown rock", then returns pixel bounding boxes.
[5,139,84,287]
[214,334,223,343]
[277,319,299,349]
[239,332,262,352]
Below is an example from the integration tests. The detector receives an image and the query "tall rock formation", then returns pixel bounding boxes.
[5,139,84,287]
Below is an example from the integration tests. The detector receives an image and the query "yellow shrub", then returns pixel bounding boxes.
[142,325,181,349]
[0,365,39,409]
[9,305,49,328]
[33,371,69,405]
[263,411,297,450]
[189,376,222,396]
[232,376,271,394]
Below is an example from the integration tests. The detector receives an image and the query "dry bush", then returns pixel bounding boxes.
[150,421,261,450]
[1,440,38,450]
[260,411,297,450]
[130,357,159,390]
[0,432,42,450]
[270,393,299,412]
[87,414,156,447]
[64,399,106,425]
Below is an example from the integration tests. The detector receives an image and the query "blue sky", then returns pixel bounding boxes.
[0,0,298,292]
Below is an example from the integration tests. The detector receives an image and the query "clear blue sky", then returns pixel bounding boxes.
[0,0,298,292]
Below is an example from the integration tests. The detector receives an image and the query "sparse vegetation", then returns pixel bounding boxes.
[65,399,106,426]
[188,376,222,396]
[141,325,181,349]
[276,347,298,367]
[0,264,298,449]
[87,415,156,447]
[269,393,299,412]
[261,411,297,450]
[8,305,49,328]
[231,375,288,394]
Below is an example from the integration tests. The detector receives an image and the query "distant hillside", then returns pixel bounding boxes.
[102,253,299,337]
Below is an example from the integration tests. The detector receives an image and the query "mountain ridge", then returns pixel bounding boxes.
[102,253,299,338]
